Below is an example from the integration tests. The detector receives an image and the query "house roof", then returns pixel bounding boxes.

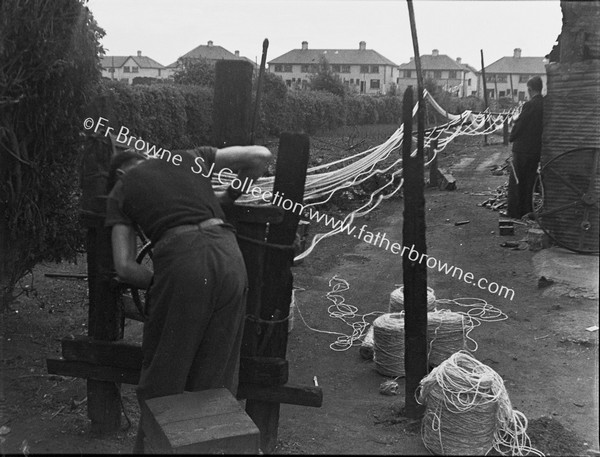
[179,43,241,61]
[101,55,165,69]
[484,56,547,74]
[398,53,467,71]
[461,63,479,74]
[268,48,397,66]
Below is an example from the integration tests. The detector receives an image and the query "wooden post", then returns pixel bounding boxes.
[81,132,124,433]
[404,0,428,420]
[212,60,254,147]
[428,137,439,187]
[250,39,269,145]
[245,133,310,453]
[503,119,509,145]
[480,50,490,146]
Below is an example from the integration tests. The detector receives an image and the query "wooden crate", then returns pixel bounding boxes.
[141,388,260,454]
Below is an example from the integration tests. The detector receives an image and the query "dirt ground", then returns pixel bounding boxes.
[1,132,598,455]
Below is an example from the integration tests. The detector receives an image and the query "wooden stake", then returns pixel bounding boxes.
[428,138,439,188]
[250,39,269,145]
[404,0,428,420]
[480,50,490,145]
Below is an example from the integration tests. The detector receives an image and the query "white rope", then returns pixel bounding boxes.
[292,276,384,351]
[417,351,544,456]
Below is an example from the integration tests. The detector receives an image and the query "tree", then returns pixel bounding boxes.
[0,0,104,310]
[173,58,215,87]
[308,56,347,97]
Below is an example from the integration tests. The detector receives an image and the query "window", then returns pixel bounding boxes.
[283,64,292,72]
[285,80,291,87]
[433,70,442,79]
[274,65,283,72]
[404,70,412,78]
[131,66,139,73]
[499,91,506,97]
[350,78,354,84]
[370,79,380,89]
[467,78,471,86]
[370,65,379,73]
[331,65,340,73]
[158,69,161,76]
[124,66,131,73]
[301,65,310,72]
[108,68,115,73]
[496,75,507,83]
[518,91,525,101]
[448,70,457,79]
[519,75,529,83]
[360,65,369,73]
[341,65,350,73]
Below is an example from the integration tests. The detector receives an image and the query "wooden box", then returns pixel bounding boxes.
[141,388,260,454]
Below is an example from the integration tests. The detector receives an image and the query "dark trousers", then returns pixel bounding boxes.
[133,225,247,453]
[507,151,540,219]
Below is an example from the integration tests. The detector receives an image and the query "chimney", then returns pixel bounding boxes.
[456,57,462,64]
[137,50,142,57]
[432,49,439,57]
[410,57,414,61]
[235,50,240,57]
[301,41,308,50]
[207,40,213,47]
[514,48,522,58]
[359,41,366,50]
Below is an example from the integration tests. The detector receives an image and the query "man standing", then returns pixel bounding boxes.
[505,76,544,219]
[104,144,272,453]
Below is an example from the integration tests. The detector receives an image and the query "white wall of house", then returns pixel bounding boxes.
[396,69,474,97]
[478,73,547,100]
[102,56,166,84]
[270,63,396,95]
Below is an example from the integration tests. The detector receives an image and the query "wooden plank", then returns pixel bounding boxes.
[60,336,288,386]
[46,357,321,407]
[237,383,323,407]
[46,358,140,384]
[61,335,143,369]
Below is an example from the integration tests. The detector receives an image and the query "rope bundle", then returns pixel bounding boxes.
[427,310,469,367]
[418,351,543,456]
[372,313,406,377]
[389,285,437,313]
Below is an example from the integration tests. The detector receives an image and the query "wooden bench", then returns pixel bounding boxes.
[140,388,260,454]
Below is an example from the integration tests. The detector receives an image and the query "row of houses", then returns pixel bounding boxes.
[101,40,547,101]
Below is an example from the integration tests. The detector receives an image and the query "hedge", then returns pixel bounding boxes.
[94,79,488,144]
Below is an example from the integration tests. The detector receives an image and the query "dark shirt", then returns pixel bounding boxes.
[509,94,544,155]
[105,147,225,244]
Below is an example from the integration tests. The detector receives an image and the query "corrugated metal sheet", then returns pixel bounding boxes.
[542,61,600,164]
[539,148,599,252]
[539,61,600,252]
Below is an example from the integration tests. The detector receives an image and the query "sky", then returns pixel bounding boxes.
[86,0,563,68]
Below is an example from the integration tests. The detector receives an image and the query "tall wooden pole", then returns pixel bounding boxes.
[403,0,428,419]
[480,49,490,145]
[250,38,269,145]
